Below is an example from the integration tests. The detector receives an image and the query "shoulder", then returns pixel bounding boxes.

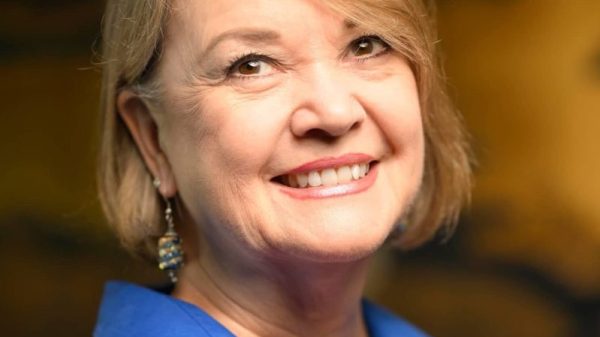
[93,281,235,337]
[363,300,430,337]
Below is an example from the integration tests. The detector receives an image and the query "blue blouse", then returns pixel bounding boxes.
[94,281,429,337]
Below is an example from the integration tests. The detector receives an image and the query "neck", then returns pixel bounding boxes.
[172,246,372,337]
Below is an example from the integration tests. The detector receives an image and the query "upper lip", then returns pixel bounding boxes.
[283,153,375,175]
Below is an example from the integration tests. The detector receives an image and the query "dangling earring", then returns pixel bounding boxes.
[154,178,184,283]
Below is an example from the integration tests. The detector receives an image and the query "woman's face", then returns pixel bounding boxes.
[154,0,424,262]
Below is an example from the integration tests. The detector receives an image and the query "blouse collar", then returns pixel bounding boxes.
[94,281,428,337]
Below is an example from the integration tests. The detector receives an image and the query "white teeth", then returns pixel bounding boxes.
[336,166,352,184]
[281,162,373,188]
[308,171,321,187]
[321,168,338,186]
[351,164,361,179]
[297,173,308,188]
[359,163,367,177]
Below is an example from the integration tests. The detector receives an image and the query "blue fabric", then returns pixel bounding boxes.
[94,281,429,337]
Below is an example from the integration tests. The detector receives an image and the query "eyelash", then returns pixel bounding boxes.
[223,34,391,79]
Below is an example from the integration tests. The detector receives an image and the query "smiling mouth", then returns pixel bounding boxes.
[272,161,378,188]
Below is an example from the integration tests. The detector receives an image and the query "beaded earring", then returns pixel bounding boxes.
[153,178,184,283]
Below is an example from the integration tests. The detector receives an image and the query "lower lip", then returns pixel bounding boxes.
[277,164,379,200]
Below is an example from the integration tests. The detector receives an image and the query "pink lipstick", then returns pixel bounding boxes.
[274,153,378,199]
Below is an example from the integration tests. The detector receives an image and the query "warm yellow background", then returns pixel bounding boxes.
[0,1,598,336]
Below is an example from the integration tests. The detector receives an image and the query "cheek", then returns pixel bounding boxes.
[361,70,424,155]
[165,87,289,187]
[162,87,295,247]
[387,79,425,182]
[208,95,288,175]
[360,70,425,202]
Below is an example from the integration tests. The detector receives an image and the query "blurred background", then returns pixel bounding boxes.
[0,0,598,336]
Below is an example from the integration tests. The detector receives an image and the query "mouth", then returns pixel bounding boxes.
[272,160,379,189]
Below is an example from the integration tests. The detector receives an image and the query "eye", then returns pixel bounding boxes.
[348,35,390,59]
[237,59,267,75]
[227,54,276,78]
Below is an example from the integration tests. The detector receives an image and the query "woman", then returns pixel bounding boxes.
[94,0,471,336]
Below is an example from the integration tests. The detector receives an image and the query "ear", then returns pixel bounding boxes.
[117,89,177,198]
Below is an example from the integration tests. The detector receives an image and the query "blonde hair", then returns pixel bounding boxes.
[98,0,472,259]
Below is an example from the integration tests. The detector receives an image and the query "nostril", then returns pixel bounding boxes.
[289,96,365,139]
[300,118,361,140]
[302,129,341,143]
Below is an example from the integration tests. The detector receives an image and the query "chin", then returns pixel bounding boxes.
[287,240,383,264]
[304,242,383,263]
[268,220,392,264]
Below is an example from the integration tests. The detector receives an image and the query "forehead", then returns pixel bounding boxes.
[167,0,357,43]
[160,0,423,80]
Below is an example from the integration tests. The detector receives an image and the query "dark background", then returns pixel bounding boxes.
[0,0,598,336]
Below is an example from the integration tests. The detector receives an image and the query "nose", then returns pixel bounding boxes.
[290,62,365,139]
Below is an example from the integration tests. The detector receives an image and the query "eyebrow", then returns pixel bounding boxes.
[201,19,358,57]
[202,28,281,57]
